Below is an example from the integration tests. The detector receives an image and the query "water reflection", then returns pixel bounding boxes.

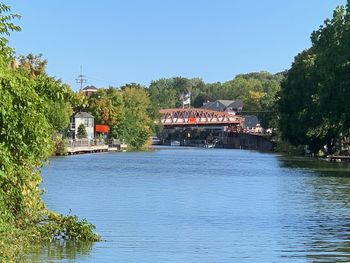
[280,156,350,262]
[33,150,350,262]
[27,240,94,262]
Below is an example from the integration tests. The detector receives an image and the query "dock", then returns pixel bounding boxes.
[66,139,108,155]
[65,139,127,155]
[67,144,109,155]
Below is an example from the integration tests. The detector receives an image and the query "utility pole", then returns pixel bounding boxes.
[75,65,87,91]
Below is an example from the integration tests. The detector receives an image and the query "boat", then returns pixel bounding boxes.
[204,138,219,148]
[151,136,161,145]
[204,143,216,148]
[170,140,181,146]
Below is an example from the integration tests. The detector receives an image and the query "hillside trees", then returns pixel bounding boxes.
[149,77,206,108]
[148,73,283,129]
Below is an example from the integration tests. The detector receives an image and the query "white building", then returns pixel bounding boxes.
[69,112,95,140]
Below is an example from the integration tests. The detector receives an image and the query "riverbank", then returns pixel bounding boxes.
[0,211,100,262]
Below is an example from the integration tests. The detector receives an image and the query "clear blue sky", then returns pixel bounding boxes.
[7,0,347,90]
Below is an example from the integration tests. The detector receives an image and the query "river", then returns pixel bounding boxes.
[30,147,350,262]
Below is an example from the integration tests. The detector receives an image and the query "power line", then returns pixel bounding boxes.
[240,111,272,114]
[87,75,121,87]
[75,65,87,91]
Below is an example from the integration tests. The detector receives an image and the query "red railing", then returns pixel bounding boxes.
[159,108,244,128]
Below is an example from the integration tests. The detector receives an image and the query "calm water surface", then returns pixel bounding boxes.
[32,147,350,262]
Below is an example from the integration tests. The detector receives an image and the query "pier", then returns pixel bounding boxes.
[65,139,127,155]
[66,140,108,155]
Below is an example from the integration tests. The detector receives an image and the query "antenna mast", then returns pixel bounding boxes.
[76,65,87,91]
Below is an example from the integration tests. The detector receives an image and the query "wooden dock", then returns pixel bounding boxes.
[64,139,127,155]
[67,145,109,155]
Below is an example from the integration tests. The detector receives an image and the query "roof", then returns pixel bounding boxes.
[217,100,235,107]
[73,112,94,119]
[244,115,259,128]
[202,101,226,111]
[227,100,244,110]
[82,85,98,91]
[202,100,244,111]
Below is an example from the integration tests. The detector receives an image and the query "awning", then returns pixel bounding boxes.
[95,124,110,133]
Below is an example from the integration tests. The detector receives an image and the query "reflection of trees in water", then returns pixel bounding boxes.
[279,156,350,263]
[27,240,94,262]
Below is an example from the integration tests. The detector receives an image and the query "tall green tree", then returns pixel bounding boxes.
[116,84,153,149]
[149,79,177,108]
[18,53,47,79]
[278,1,350,154]
[33,75,73,133]
[86,87,124,127]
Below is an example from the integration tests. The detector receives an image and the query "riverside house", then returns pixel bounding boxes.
[82,85,98,97]
[202,100,243,115]
[69,112,95,140]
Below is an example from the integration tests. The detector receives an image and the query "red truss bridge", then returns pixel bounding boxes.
[159,108,244,130]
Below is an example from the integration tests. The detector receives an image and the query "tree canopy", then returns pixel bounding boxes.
[148,73,284,128]
[278,1,350,154]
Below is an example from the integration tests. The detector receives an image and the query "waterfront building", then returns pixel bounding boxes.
[202,100,243,115]
[69,112,95,140]
[82,85,98,97]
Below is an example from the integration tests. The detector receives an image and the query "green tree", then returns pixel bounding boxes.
[0,3,20,53]
[34,75,73,133]
[0,4,98,260]
[86,87,124,127]
[116,84,153,149]
[278,1,350,155]
[77,123,88,139]
[16,54,74,134]
[71,91,89,112]
[148,77,206,109]
[46,101,72,133]
[18,53,47,79]
[149,78,177,108]
[278,49,321,152]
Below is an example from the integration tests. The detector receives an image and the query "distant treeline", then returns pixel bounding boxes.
[1,0,350,258]
[147,72,284,129]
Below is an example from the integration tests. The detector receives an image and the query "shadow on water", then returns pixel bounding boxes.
[27,240,94,262]
[279,155,350,176]
[279,156,350,263]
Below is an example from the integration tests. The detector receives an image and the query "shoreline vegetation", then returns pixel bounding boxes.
[1,0,350,261]
[0,4,101,261]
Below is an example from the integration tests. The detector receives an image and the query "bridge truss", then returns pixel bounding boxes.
[159,108,244,132]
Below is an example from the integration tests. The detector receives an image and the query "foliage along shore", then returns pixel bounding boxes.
[0,4,100,261]
[1,0,350,261]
